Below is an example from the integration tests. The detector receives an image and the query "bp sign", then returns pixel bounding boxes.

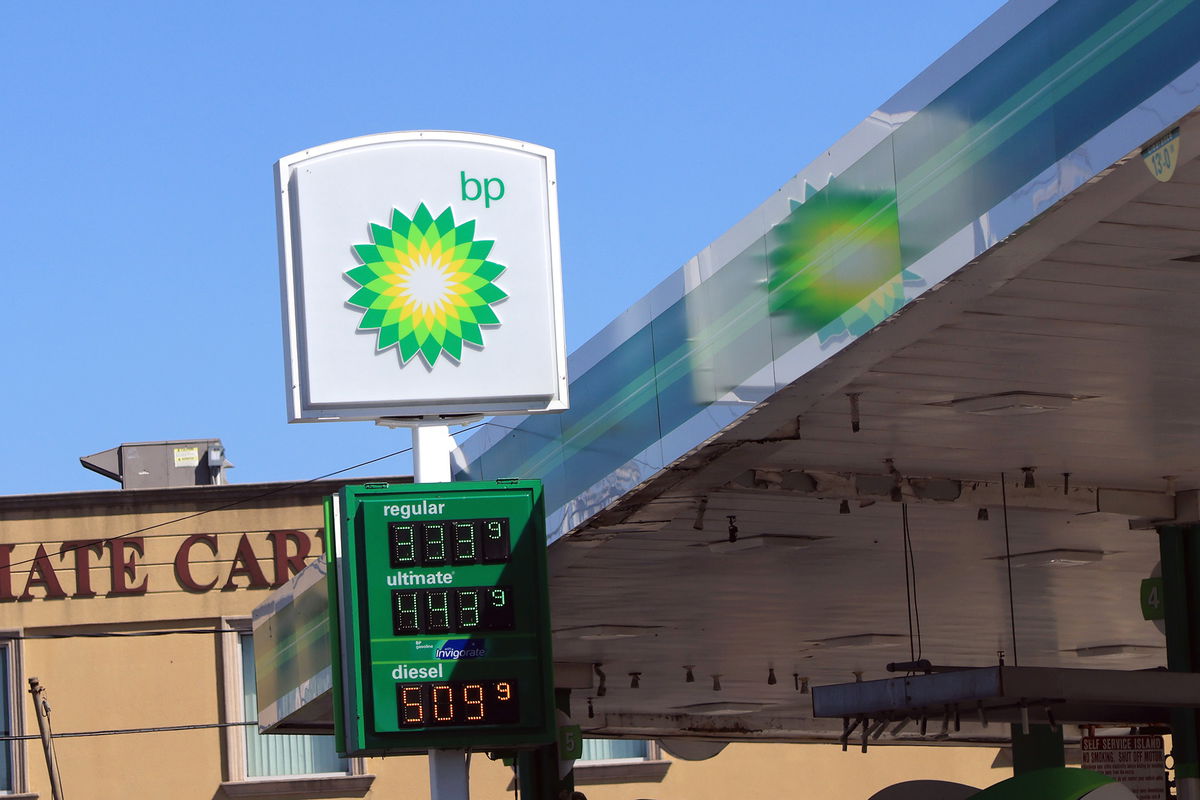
[275,131,568,422]
[330,480,555,754]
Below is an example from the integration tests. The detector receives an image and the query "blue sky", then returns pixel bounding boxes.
[0,1,1004,494]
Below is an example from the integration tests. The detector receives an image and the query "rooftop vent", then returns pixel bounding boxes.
[81,439,233,489]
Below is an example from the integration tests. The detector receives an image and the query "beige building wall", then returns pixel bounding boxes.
[0,481,1007,800]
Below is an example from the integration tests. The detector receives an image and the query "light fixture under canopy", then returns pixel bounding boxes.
[812,666,1200,726]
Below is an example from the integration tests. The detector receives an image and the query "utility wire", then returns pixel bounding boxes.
[5,628,247,640]
[0,721,258,741]
[907,504,922,661]
[902,505,915,663]
[900,503,922,663]
[7,424,484,572]
[1000,472,1019,666]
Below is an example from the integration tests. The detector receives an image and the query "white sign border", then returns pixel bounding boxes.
[275,130,568,423]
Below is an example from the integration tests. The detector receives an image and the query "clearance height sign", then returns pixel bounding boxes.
[331,481,554,754]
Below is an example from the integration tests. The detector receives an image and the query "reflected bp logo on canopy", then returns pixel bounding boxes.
[345,203,508,368]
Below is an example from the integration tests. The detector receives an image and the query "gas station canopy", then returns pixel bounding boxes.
[457,0,1200,744]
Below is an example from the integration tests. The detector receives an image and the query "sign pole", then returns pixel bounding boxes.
[412,424,452,483]
[411,422,470,800]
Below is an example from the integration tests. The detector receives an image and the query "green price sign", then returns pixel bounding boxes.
[330,480,555,755]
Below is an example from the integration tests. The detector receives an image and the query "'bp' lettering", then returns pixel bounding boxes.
[461,171,505,208]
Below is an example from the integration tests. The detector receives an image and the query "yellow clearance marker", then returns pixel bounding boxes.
[1142,127,1180,181]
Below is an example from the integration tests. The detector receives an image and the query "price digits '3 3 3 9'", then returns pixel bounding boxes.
[397,679,520,727]
[392,586,514,635]
[389,518,510,567]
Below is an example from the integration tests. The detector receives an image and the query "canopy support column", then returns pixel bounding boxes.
[1160,524,1200,798]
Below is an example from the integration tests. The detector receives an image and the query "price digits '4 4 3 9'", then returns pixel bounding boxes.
[390,519,510,567]
[398,680,520,727]
[392,586,514,635]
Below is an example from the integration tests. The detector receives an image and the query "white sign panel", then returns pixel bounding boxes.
[1081,734,1166,800]
[275,131,568,422]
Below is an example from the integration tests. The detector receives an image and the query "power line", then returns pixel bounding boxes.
[1000,471,1019,667]
[6,628,247,641]
[0,721,258,741]
[7,423,483,572]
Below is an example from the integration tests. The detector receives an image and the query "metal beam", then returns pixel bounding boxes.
[718,469,1174,519]
[812,666,1200,724]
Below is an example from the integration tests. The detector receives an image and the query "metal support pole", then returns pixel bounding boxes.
[412,423,468,800]
[27,677,64,800]
[556,689,575,797]
[429,749,469,799]
[1009,723,1064,776]
[517,743,560,800]
[1160,524,1200,799]
[412,424,452,484]
[518,689,572,800]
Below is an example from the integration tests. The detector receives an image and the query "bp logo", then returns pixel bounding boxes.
[345,203,507,367]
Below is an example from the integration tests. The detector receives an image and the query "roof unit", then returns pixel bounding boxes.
[80,439,233,489]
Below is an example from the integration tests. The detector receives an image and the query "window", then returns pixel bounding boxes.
[573,738,669,785]
[580,739,650,762]
[238,633,346,777]
[0,645,11,792]
[220,620,372,797]
[0,634,31,797]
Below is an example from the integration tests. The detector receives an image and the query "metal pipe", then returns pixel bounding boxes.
[412,424,468,800]
[840,716,860,751]
[27,678,64,800]
[412,425,452,483]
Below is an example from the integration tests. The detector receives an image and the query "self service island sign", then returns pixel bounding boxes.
[275,131,568,421]
[331,480,555,754]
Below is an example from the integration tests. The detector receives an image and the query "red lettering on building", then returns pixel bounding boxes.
[266,530,312,588]
[108,538,148,596]
[174,534,219,592]
[0,544,15,602]
[61,540,106,598]
[223,534,270,590]
[20,544,68,601]
[0,531,321,600]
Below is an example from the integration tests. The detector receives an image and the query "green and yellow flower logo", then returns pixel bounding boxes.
[345,203,507,367]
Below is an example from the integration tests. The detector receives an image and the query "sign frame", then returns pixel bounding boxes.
[330,480,555,755]
[275,130,569,423]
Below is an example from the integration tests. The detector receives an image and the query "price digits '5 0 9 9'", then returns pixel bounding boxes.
[397,680,519,727]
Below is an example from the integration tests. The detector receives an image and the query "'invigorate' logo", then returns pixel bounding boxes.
[345,203,507,367]
[435,639,488,660]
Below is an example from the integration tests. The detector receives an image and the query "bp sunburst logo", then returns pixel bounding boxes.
[345,203,507,367]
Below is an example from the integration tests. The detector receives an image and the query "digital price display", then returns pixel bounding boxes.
[397,680,519,726]
[389,519,511,566]
[392,586,515,634]
[332,481,554,756]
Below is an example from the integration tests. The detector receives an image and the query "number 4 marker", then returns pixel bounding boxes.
[1141,577,1165,621]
